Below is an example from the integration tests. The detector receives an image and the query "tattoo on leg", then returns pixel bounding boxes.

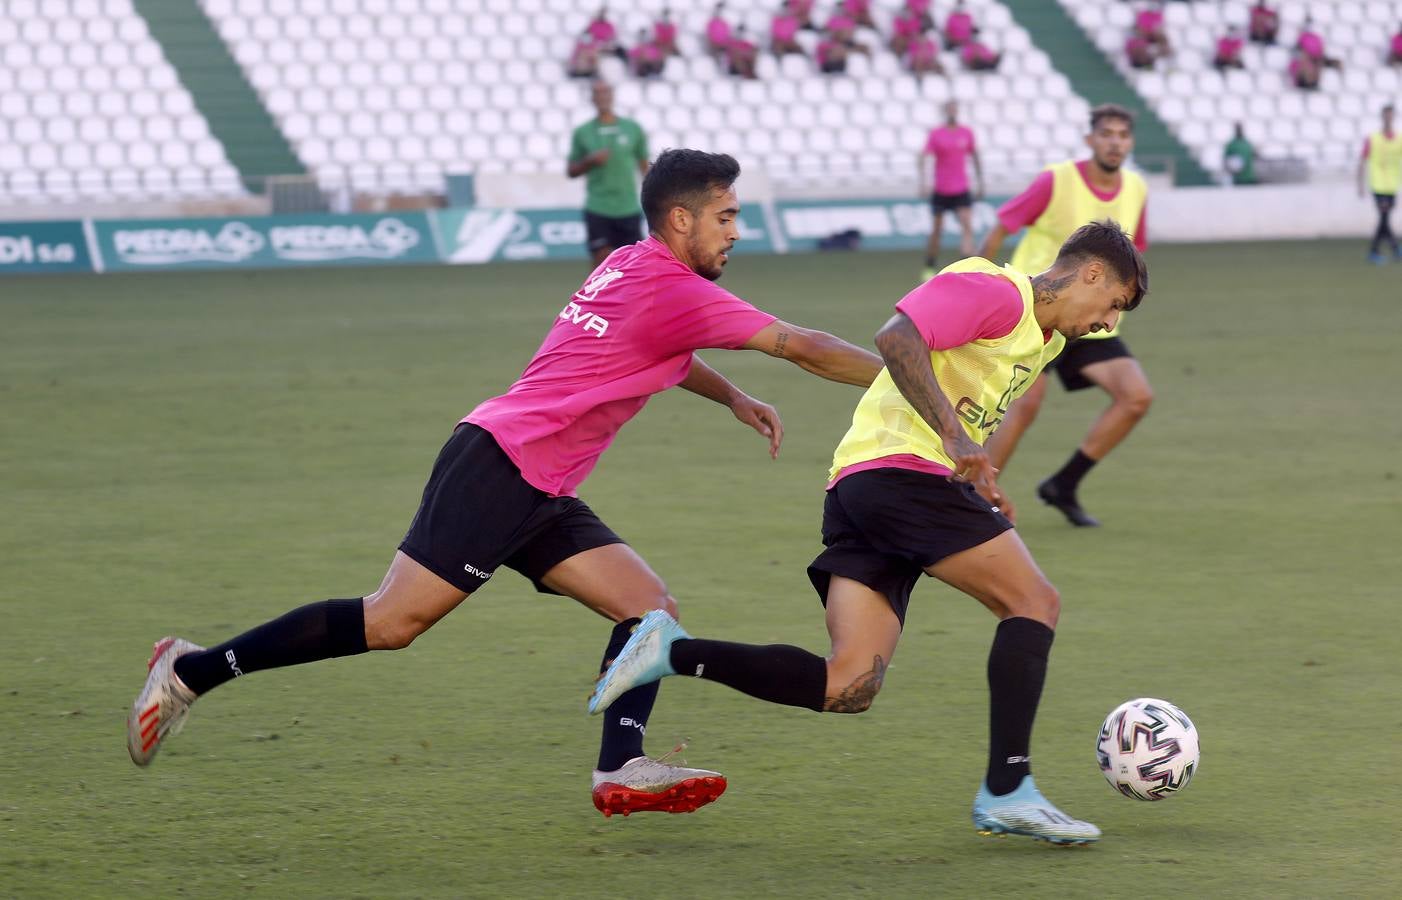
[824,655,887,713]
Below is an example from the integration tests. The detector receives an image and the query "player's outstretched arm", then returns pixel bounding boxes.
[874,313,1002,505]
[680,355,784,459]
[977,222,1008,261]
[742,321,882,387]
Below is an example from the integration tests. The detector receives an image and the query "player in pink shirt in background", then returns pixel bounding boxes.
[771,2,804,58]
[1133,1,1170,58]
[629,28,664,78]
[817,36,848,73]
[727,25,759,79]
[1296,16,1341,70]
[1214,25,1245,70]
[1249,2,1278,44]
[961,29,1001,71]
[944,1,974,48]
[906,0,934,31]
[825,9,871,56]
[586,6,624,60]
[1390,26,1402,66]
[920,101,983,280]
[125,150,883,820]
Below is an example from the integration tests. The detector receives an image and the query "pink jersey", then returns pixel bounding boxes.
[841,0,870,16]
[1297,30,1324,59]
[826,13,856,35]
[894,11,923,38]
[654,20,676,43]
[962,41,995,66]
[772,13,799,42]
[1135,9,1163,35]
[1392,33,1402,55]
[945,10,973,43]
[587,18,616,44]
[817,38,841,65]
[997,161,1149,251]
[832,272,1030,484]
[466,237,776,497]
[706,16,732,47]
[908,35,938,66]
[924,125,976,195]
[906,0,931,15]
[1216,35,1243,61]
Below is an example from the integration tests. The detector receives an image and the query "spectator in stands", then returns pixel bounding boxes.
[944,1,974,49]
[825,8,871,56]
[790,0,816,31]
[1359,104,1401,264]
[567,80,651,267]
[772,2,805,57]
[653,8,678,57]
[840,0,877,31]
[1223,123,1257,185]
[587,7,625,60]
[961,28,1001,71]
[1390,25,1402,67]
[1214,25,1245,70]
[629,29,665,79]
[568,30,600,79]
[706,3,733,58]
[1249,2,1278,45]
[728,25,760,79]
[1289,47,1321,90]
[906,32,944,77]
[890,6,924,57]
[1134,2,1171,59]
[817,34,849,73]
[906,0,934,31]
[1296,16,1341,70]
[1126,32,1155,70]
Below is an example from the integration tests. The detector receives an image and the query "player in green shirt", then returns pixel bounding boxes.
[1223,123,1256,186]
[568,80,651,266]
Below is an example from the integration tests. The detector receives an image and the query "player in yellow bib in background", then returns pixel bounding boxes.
[1359,103,1402,264]
[978,104,1151,527]
[591,222,1149,845]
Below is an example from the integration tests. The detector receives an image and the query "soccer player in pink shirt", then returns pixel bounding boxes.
[1295,16,1340,69]
[1249,1,1278,44]
[629,29,664,78]
[1390,26,1402,66]
[126,150,884,819]
[919,100,983,280]
[960,29,1001,71]
[906,32,943,77]
[653,8,677,57]
[840,0,876,30]
[586,6,623,60]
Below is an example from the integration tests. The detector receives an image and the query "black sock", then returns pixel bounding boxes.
[597,618,660,772]
[986,617,1055,795]
[1049,449,1097,494]
[669,638,827,712]
[172,599,368,696]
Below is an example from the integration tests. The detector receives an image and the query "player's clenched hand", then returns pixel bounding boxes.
[730,394,784,459]
[943,431,999,500]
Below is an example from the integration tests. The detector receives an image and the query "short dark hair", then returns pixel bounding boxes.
[1055,219,1149,310]
[641,149,741,231]
[1090,103,1135,132]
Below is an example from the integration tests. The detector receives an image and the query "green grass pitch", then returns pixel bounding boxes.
[2,241,1400,897]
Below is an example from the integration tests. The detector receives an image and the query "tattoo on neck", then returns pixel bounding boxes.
[824,655,887,713]
[1032,271,1074,305]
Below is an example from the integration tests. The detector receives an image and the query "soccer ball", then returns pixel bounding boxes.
[1096,698,1199,801]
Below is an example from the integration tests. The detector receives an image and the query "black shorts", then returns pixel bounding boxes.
[1051,336,1133,392]
[584,211,643,253]
[1376,193,1396,211]
[807,468,1012,626]
[931,191,973,213]
[399,424,624,595]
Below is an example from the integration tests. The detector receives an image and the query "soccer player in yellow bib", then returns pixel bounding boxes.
[977,104,1150,527]
[590,221,1148,845]
[1359,103,1402,264]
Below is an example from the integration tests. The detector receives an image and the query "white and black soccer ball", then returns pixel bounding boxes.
[1096,698,1200,801]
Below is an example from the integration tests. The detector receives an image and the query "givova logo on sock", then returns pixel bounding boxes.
[618,717,646,735]
[225,650,244,677]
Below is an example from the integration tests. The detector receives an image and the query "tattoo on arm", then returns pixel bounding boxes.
[773,331,789,358]
[881,322,960,438]
[824,655,887,713]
